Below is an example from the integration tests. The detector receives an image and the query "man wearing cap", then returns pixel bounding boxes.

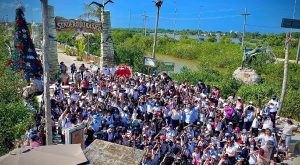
[243,101,256,131]
[257,140,274,165]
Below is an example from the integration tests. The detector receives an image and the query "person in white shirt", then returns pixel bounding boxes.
[102,65,110,76]
[92,82,98,97]
[170,106,181,128]
[282,119,299,146]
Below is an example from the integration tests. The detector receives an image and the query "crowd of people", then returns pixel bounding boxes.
[23,63,299,165]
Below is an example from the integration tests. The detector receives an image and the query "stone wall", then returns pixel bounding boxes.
[100,11,115,68]
[47,5,59,79]
[84,140,145,165]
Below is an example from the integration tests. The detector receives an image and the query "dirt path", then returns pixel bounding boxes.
[276,58,299,64]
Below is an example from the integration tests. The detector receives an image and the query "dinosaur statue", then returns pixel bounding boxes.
[241,46,273,69]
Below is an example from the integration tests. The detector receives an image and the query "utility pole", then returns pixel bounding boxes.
[41,0,52,145]
[296,37,300,64]
[197,6,203,40]
[142,11,148,36]
[152,0,163,60]
[129,9,132,29]
[173,8,177,38]
[278,32,291,115]
[241,8,250,49]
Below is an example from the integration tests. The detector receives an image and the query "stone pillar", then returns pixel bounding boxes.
[31,22,41,49]
[47,5,59,79]
[100,11,115,68]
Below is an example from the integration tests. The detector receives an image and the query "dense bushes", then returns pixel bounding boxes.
[0,26,34,155]
[171,67,242,98]
[114,44,145,73]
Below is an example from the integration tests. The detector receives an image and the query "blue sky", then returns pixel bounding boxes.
[0,0,299,33]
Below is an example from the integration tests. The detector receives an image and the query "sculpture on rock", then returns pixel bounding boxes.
[234,46,274,85]
[241,46,274,69]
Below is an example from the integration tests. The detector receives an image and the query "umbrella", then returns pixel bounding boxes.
[116,65,131,77]
[0,144,87,165]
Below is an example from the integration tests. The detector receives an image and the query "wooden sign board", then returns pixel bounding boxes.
[65,124,85,149]
[55,17,102,32]
[281,18,300,29]
[144,57,156,67]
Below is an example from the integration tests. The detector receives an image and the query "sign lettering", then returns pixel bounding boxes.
[55,17,102,32]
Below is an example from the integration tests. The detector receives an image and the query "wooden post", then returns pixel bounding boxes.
[41,0,53,145]
[278,32,291,115]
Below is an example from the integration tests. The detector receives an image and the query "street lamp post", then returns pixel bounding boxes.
[151,0,163,60]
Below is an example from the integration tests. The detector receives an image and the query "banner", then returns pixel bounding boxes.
[55,17,102,32]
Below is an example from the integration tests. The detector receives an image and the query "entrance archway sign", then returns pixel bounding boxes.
[54,17,102,32]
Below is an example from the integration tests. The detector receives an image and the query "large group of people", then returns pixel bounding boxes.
[24,63,299,165]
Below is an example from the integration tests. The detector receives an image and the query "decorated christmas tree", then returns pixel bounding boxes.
[11,6,43,81]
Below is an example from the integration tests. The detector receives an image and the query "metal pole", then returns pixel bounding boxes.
[152,5,161,60]
[173,8,177,38]
[296,37,300,64]
[143,12,148,36]
[41,0,52,145]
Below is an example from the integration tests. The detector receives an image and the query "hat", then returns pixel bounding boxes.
[109,124,114,128]
[161,135,166,140]
[229,122,233,125]
[242,129,247,133]
[234,127,240,133]
[249,101,253,104]
[93,115,99,119]
[225,133,231,137]
[237,96,241,100]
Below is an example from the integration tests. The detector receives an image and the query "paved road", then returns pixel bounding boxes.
[57,48,91,75]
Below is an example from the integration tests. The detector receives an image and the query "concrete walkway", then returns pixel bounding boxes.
[57,48,91,75]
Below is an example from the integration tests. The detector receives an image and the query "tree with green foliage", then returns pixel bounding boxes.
[76,38,85,61]
[207,35,217,42]
[115,44,145,73]
[0,26,34,156]
[221,36,232,43]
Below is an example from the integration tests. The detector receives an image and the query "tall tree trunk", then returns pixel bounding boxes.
[278,32,291,115]
[41,0,52,145]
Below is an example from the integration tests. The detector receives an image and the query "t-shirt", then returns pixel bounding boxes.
[282,124,298,135]
[225,145,237,156]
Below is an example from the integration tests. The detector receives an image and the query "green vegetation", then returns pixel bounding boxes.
[76,38,85,61]
[0,26,34,156]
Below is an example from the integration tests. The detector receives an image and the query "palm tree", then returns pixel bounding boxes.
[79,4,102,21]
[41,0,52,145]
